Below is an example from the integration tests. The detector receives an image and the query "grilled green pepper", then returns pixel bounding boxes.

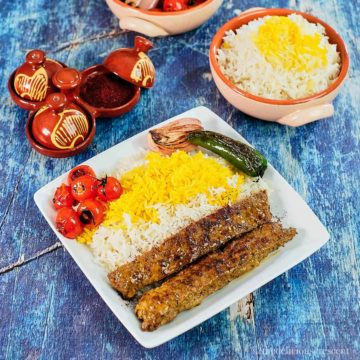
[187,131,268,177]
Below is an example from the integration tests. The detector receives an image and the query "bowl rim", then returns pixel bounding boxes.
[112,0,215,16]
[209,8,350,105]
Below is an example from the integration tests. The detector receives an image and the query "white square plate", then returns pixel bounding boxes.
[34,106,329,348]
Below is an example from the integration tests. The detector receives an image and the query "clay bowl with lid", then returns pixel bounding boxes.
[105,0,223,37]
[209,8,350,126]
[9,36,155,158]
[26,93,96,158]
[8,49,66,111]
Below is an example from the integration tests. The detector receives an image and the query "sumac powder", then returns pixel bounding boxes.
[80,72,136,108]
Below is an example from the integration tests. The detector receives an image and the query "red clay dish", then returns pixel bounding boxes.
[74,65,141,118]
[8,50,65,111]
[31,93,91,150]
[26,93,96,158]
[9,36,155,157]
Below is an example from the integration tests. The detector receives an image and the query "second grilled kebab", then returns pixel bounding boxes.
[135,222,297,331]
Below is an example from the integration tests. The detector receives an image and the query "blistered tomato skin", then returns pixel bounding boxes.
[53,184,75,210]
[56,208,83,239]
[70,175,98,202]
[68,165,96,184]
[97,177,123,202]
[163,0,187,11]
[77,199,105,229]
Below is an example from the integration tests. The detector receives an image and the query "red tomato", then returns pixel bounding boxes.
[68,165,96,184]
[163,0,187,11]
[97,177,123,202]
[70,175,98,202]
[56,208,83,239]
[52,184,74,209]
[77,199,105,228]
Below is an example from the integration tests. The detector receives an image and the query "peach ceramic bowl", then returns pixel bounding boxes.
[209,8,350,126]
[105,0,223,37]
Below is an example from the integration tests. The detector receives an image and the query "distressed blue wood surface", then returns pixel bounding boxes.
[0,0,359,359]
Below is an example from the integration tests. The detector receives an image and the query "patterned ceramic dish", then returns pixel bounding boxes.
[34,106,329,347]
[209,8,350,126]
[105,0,223,37]
[9,37,155,158]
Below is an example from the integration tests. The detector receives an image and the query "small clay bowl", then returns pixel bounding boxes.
[8,58,67,112]
[25,105,96,158]
[74,65,141,118]
[209,8,350,126]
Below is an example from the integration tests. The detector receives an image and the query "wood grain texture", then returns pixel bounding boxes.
[0,0,359,359]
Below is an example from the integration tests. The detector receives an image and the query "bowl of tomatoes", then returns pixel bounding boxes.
[53,164,123,239]
[105,0,223,37]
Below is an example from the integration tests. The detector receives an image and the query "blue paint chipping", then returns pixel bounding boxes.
[0,0,359,359]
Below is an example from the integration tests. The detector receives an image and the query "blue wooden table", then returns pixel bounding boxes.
[1,0,359,358]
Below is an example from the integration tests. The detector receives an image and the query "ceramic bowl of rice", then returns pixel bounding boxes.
[209,8,349,126]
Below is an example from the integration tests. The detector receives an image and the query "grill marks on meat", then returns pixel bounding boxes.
[135,223,297,331]
[108,190,272,299]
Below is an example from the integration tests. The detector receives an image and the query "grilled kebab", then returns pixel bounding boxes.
[108,190,272,299]
[135,222,297,331]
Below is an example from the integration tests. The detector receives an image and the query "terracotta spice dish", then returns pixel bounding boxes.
[9,36,155,158]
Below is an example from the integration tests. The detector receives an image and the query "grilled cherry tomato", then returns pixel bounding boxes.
[163,0,187,11]
[52,184,75,210]
[77,199,105,228]
[97,176,123,202]
[56,207,83,239]
[68,165,96,184]
[70,175,98,202]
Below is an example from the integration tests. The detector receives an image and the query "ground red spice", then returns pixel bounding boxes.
[80,72,136,108]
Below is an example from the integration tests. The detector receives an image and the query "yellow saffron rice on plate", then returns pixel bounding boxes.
[78,151,266,271]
